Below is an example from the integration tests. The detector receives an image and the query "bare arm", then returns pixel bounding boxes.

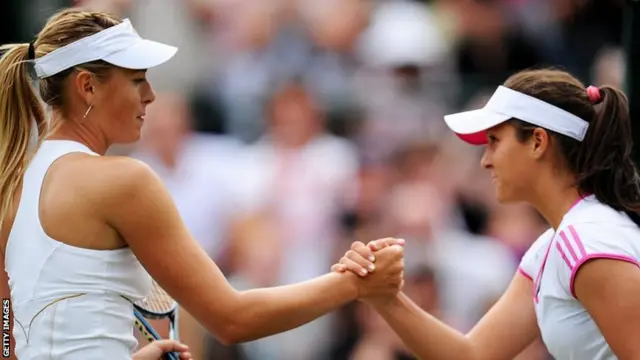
[574,259,640,359]
[104,159,400,344]
[337,241,540,360]
[372,272,538,360]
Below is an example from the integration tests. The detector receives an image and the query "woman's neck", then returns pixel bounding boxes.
[46,116,110,155]
[528,174,583,230]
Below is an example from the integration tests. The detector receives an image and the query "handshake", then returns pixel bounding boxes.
[331,238,406,306]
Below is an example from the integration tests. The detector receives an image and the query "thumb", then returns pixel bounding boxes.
[151,339,189,352]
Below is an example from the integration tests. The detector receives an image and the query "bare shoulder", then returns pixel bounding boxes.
[53,154,162,206]
[94,156,159,193]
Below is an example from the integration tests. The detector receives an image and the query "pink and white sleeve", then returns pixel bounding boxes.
[518,228,555,282]
[553,223,640,298]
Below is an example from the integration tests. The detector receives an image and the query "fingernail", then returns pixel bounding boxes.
[398,238,406,244]
[360,269,368,276]
[368,255,375,262]
[368,264,375,272]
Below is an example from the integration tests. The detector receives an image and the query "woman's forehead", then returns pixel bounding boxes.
[487,122,512,135]
[118,67,147,76]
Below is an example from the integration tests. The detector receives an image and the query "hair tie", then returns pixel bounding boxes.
[586,86,602,104]
[27,41,36,61]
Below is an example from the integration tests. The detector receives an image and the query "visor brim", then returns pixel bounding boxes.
[444,109,511,145]
[103,39,177,71]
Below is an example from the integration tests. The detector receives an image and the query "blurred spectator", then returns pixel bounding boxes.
[445,0,548,102]
[127,0,218,95]
[131,93,241,262]
[354,0,456,165]
[591,46,625,88]
[230,80,360,359]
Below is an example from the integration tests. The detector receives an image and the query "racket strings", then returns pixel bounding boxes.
[135,281,176,314]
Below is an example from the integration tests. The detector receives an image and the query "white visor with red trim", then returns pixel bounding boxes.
[444,86,589,145]
[34,19,177,79]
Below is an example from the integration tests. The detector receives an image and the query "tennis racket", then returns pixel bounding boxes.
[133,281,180,360]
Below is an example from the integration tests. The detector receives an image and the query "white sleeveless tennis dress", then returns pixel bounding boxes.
[5,140,152,359]
[519,195,640,360]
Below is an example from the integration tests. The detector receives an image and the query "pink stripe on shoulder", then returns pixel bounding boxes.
[569,254,640,298]
[518,266,533,281]
[568,225,587,257]
[555,241,574,270]
[559,230,579,263]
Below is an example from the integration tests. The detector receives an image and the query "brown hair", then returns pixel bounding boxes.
[504,68,640,213]
[0,9,121,228]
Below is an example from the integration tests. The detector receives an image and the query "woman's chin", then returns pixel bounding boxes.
[494,188,518,204]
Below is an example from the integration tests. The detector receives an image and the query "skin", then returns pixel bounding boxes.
[132,340,192,360]
[338,123,640,359]
[0,66,406,360]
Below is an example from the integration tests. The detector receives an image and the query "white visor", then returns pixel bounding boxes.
[444,86,589,145]
[34,19,177,79]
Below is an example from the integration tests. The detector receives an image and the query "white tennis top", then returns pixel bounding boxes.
[519,195,640,360]
[5,140,152,359]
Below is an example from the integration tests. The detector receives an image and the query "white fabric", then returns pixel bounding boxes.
[444,86,589,142]
[34,19,177,79]
[519,195,640,360]
[5,140,152,359]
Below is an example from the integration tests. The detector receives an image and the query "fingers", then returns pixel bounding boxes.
[179,352,194,360]
[368,238,405,251]
[339,249,375,277]
[151,339,190,353]
[335,239,405,277]
[351,241,376,262]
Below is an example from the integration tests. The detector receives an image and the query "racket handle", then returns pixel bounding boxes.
[163,352,179,360]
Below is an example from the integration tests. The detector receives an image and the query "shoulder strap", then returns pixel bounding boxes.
[17,141,97,223]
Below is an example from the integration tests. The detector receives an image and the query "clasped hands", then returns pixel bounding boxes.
[332,238,406,306]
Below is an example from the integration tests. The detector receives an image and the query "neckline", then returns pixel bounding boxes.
[40,140,98,155]
[533,194,595,303]
[559,195,594,225]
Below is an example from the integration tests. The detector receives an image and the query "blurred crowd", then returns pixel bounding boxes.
[3,0,627,359]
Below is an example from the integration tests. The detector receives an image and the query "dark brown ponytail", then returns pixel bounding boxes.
[574,86,640,212]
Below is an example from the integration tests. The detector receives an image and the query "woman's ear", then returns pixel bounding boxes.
[531,127,550,159]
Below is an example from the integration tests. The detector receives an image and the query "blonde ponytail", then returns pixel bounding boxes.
[0,44,47,229]
[0,8,123,230]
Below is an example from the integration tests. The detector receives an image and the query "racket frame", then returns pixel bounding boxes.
[134,303,179,341]
[133,310,179,360]
[132,284,180,360]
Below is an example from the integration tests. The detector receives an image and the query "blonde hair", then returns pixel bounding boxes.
[0,8,121,229]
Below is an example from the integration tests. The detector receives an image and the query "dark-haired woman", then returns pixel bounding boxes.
[335,69,640,359]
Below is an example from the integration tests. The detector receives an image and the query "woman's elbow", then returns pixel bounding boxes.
[203,303,251,345]
[211,319,250,345]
